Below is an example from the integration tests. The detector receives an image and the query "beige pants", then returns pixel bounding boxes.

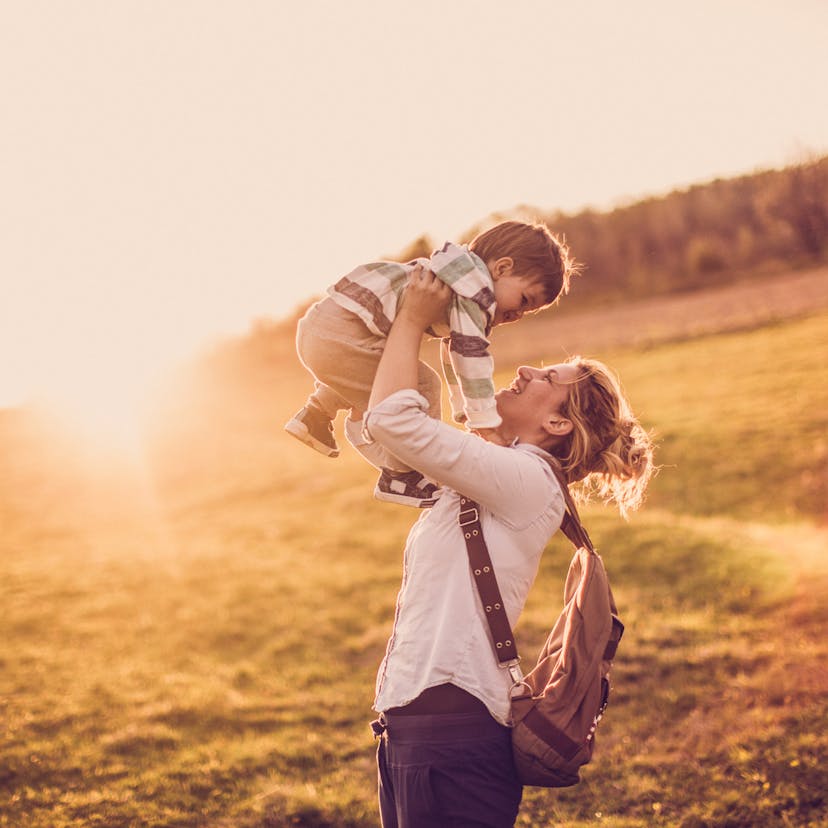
[296,297,442,472]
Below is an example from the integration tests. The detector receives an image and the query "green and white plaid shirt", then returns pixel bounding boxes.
[328,242,501,429]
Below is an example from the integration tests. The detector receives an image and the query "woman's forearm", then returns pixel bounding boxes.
[369,267,450,410]
[368,315,424,409]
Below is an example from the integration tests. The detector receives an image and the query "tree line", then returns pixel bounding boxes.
[397,154,828,308]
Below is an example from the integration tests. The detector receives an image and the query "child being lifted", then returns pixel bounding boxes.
[285,220,574,507]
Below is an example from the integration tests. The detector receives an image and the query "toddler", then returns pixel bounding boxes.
[285,220,573,507]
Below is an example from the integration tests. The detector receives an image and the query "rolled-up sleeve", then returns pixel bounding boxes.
[364,390,557,526]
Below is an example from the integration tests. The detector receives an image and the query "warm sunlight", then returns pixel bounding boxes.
[2,2,827,415]
[33,357,167,457]
[2,3,827,825]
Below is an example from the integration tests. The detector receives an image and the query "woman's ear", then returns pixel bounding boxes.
[543,417,573,439]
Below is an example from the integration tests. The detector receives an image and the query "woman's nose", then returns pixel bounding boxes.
[517,365,535,380]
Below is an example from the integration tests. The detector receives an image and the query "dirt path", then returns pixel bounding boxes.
[489,265,828,362]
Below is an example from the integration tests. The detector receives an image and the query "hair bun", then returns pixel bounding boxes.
[554,358,656,517]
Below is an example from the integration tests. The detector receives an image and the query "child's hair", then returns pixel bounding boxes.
[550,356,655,517]
[469,220,575,306]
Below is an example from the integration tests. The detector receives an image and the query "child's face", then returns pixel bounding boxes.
[492,272,547,326]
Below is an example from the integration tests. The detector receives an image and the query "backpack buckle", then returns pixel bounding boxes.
[501,658,523,684]
[459,507,479,527]
[503,659,532,698]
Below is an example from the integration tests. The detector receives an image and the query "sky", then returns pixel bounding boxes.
[2,0,827,410]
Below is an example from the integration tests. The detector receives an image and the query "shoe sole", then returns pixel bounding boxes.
[373,488,439,508]
[284,420,340,457]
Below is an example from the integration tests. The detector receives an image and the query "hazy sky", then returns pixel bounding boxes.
[2,0,827,408]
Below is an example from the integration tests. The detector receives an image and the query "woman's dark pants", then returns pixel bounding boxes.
[373,710,523,828]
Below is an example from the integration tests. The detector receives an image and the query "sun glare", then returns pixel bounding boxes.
[9,321,203,460]
[36,364,165,458]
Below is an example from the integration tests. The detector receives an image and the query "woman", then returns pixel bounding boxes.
[358,267,654,828]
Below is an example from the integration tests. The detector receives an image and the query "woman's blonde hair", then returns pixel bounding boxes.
[550,356,655,517]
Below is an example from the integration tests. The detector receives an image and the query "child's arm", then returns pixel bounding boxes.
[439,337,468,424]
[445,296,501,429]
[426,244,501,430]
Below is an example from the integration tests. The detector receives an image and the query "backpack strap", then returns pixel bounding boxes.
[544,458,624,652]
[459,464,593,671]
[459,497,519,667]
[545,461,595,554]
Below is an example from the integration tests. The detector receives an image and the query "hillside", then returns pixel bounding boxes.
[3,265,828,826]
[489,264,828,365]
[380,156,828,314]
[197,264,828,413]
[475,155,828,307]
[2,298,827,826]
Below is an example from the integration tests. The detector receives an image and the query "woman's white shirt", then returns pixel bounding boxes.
[363,389,565,725]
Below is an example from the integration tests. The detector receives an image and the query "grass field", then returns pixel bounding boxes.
[1,301,827,827]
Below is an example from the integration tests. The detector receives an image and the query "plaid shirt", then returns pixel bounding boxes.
[328,242,501,429]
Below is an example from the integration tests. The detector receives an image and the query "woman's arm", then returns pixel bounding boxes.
[369,266,451,408]
[365,268,558,526]
[366,391,556,523]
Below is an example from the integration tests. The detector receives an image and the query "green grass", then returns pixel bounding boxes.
[1,311,827,826]
[606,313,828,522]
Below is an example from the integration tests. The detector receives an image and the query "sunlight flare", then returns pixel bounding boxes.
[34,359,166,458]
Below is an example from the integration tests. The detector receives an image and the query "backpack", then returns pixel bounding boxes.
[459,465,623,788]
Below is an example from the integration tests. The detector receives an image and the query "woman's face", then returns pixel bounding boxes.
[495,363,581,441]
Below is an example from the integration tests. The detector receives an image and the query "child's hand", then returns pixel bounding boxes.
[399,265,451,331]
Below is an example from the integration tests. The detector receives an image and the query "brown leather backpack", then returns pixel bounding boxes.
[459,466,623,788]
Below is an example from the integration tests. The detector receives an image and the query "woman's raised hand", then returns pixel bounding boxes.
[399,264,451,331]
[369,265,452,408]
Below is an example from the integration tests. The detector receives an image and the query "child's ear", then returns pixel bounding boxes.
[489,256,514,281]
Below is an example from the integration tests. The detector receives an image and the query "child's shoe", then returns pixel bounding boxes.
[284,406,340,457]
[374,468,441,508]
